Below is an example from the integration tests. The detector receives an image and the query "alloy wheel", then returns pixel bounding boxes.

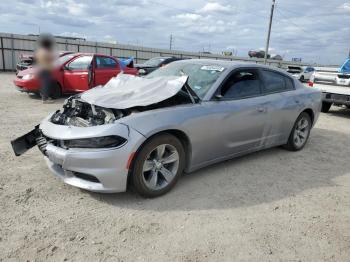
[293,117,310,148]
[142,144,180,191]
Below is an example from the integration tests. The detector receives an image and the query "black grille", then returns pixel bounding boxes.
[74,172,100,183]
[338,74,350,79]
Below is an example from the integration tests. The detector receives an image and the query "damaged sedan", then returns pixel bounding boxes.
[11,60,322,197]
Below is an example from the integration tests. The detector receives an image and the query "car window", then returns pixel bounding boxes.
[95,56,117,69]
[66,55,93,70]
[220,69,261,99]
[144,57,167,67]
[305,67,314,72]
[261,70,294,93]
[55,54,76,66]
[285,77,294,90]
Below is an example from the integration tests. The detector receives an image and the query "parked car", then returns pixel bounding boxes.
[16,51,74,74]
[248,50,270,59]
[14,53,138,97]
[270,54,283,61]
[135,56,184,75]
[11,59,321,197]
[287,66,315,82]
[309,59,350,113]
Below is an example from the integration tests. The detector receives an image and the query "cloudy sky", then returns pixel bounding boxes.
[0,0,349,64]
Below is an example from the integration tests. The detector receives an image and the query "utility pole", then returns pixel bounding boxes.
[264,0,275,64]
[169,34,173,50]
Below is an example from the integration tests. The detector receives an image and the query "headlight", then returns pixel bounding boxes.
[63,136,127,149]
[138,69,146,74]
[22,74,34,80]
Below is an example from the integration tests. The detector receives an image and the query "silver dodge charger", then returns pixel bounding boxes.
[12,59,322,197]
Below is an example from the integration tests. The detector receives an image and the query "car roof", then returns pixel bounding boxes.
[71,53,114,57]
[175,58,285,72]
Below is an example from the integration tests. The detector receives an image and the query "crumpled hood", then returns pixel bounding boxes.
[80,74,188,109]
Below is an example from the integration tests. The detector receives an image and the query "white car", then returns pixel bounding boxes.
[287,66,315,82]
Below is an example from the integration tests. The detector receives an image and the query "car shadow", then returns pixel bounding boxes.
[327,106,350,119]
[87,127,350,211]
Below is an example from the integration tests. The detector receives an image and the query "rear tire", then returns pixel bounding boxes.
[321,102,332,113]
[346,105,350,110]
[284,112,312,151]
[131,134,185,198]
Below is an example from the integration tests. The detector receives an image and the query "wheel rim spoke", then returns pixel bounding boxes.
[161,152,179,164]
[299,132,307,139]
[148,170,158,188]
[143,160,154,172]
[156,145,166,159]
[159,167,174,182]
[299,121,308,130]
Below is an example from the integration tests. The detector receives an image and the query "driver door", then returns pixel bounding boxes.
[62,55,93,93]
[194,68,268,164]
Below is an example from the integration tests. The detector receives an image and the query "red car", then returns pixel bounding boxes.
[14,53,138,97]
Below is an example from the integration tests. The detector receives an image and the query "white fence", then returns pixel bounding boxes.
[0,32,313,71]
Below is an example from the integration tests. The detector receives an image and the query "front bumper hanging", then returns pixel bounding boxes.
[11,125,40,156]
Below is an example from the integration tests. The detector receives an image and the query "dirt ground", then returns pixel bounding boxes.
[1,72,350,262]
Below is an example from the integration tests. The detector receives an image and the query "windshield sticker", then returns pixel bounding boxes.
[201,65,225,72]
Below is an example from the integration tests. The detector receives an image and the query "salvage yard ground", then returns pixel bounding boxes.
[1,72,350,261]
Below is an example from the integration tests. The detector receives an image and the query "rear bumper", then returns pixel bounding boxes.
[13,78,39,93]
[322,92,350,106]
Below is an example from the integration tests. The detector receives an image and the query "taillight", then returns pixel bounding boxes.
[308,81,314,87]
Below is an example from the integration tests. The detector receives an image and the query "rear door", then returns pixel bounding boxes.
[93,55,121,87]
[259,69,300,145]
[62,55,93,92]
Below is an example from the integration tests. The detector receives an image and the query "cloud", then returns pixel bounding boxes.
[175,13,202,21]
[338,2,350,12]
[198,2,231,13]
[0,0,348,64]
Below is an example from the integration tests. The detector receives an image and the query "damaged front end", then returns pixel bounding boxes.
[50,95,125,127]
[11,74,196,156]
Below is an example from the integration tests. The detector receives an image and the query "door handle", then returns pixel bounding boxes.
[295,99,300,104]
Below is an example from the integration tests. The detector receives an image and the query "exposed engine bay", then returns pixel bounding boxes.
[50,87,196,127]
[51,96,119,127]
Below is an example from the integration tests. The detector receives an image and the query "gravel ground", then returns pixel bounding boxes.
[1,72,350,262]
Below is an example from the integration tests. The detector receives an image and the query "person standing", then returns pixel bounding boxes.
[35,34,55,103]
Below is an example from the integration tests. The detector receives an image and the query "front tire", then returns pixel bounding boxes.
[321,102,332,113]
[284,112,312,151]
[131,134,185,198]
